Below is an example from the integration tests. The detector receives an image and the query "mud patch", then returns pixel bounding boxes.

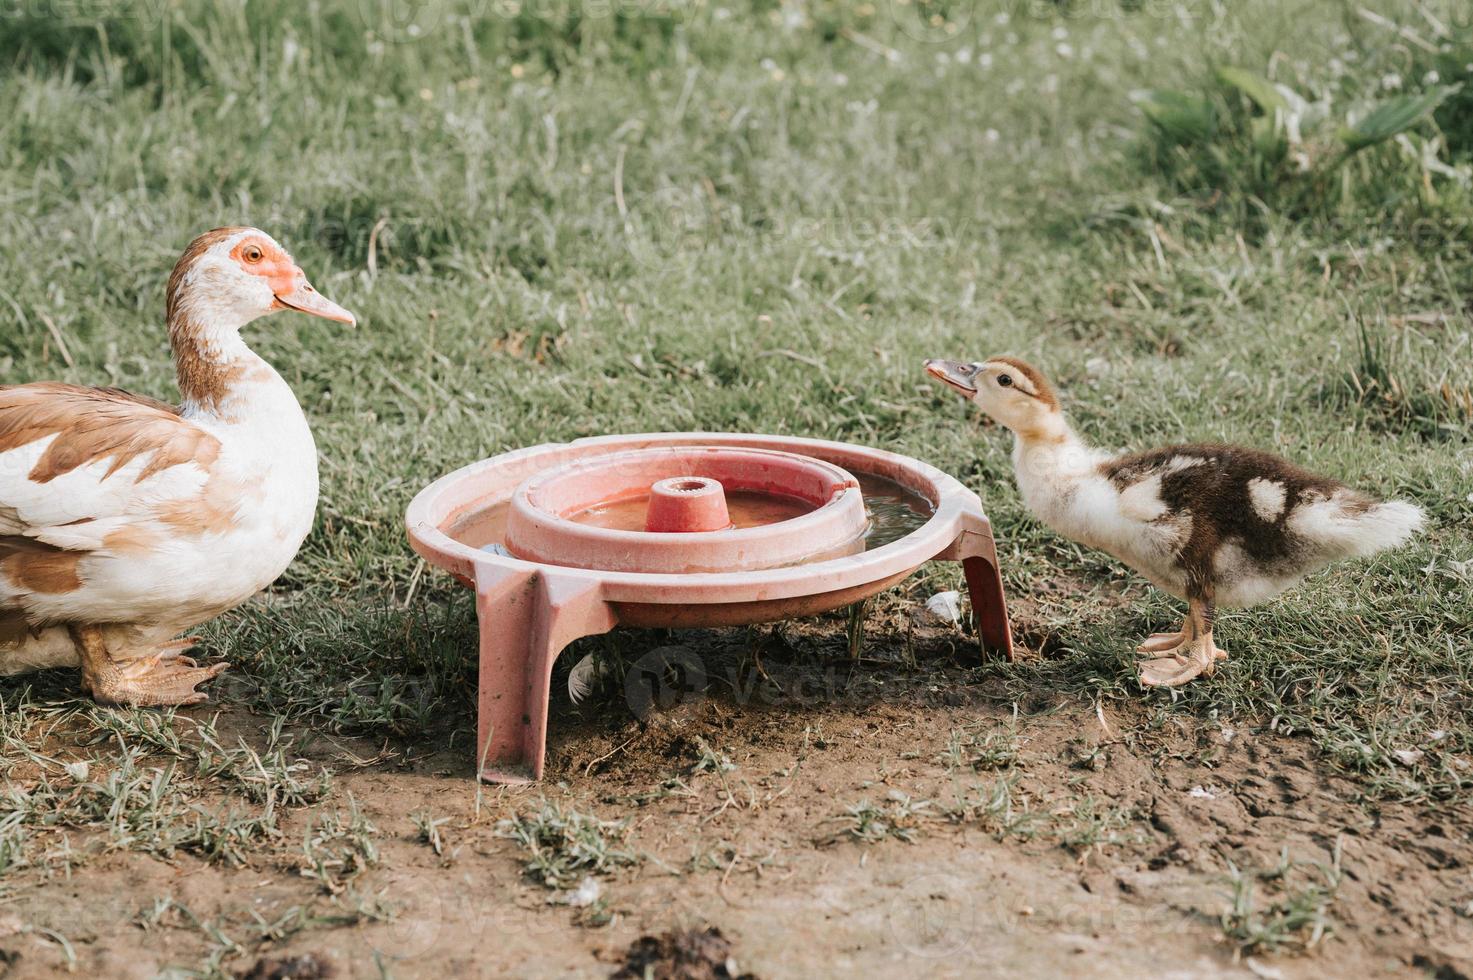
[237,953,336,980]
[610,927,756,980]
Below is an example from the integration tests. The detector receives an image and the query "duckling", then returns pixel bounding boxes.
[924,356,1425,687]
[0,227,355,705]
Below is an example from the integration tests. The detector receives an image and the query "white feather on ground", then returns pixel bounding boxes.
[567,652,609,705]
[915,590,962,627]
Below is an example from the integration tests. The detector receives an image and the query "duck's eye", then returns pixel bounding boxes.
[997,374,1013,387]
[243,244,263,263]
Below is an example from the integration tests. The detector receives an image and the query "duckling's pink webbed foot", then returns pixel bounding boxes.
[1137,634,1227,688]
[1135,616,1193,657]
[1136,631,1185,655]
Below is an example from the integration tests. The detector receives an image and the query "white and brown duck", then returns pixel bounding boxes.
[0,228,355,704]
[925,356,1425,687]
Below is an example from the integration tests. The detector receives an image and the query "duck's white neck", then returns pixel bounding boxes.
[168,305,293,424]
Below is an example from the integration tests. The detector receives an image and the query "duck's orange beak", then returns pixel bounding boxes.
[270,267,357,326]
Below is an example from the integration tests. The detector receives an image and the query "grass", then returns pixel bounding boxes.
[1220,844,1345,957]
[298,798,380,894]
[824,791,934,844]
[0,701,331,872]
[496,801,640,887]
[0,0,1471,969]
[938,722,1022,772]
[410,808,453,859]
[139,895,389,979]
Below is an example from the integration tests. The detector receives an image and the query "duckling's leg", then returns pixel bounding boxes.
[1137,595,1226,688]
[72,626,229,707]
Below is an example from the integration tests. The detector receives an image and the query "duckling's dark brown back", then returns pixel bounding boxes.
[1097,443,1405,601]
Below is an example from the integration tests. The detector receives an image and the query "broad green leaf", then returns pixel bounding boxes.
[1131,89,1215,144]
[1340,85,1462,152]
[1250,114,1287,158]
[1217,67,1290,114]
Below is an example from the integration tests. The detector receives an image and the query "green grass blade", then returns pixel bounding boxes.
[1217,67,1291,114]
[1340,84,1462,152]
[1130,89,1216,144]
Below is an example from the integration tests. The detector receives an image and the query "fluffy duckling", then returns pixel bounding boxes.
[925,356,1425,687]
[0,228,355,705]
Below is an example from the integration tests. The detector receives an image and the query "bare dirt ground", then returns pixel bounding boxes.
[3,613,1471,980]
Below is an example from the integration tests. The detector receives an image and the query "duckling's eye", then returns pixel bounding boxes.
[242,244,263,263]
[997,374,1013,388]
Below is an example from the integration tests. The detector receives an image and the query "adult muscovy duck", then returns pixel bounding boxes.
[0,227,355,704]
[925,355,1424,688]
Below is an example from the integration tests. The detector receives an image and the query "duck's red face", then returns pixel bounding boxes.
[229,234,356,325]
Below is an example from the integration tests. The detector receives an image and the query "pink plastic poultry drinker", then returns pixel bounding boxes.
[406,433,1013,782]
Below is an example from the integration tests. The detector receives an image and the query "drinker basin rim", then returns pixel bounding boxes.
[504,446,869,573]
[406,432,1014,783]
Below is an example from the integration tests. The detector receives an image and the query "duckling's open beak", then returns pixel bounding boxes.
[925,359,979,395]
[271,269,357,326]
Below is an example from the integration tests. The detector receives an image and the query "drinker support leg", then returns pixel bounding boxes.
[469,526,1014,784]
[473,564,617,783]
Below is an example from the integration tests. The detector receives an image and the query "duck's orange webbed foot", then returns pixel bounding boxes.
[99,651,230,706]
[73,627,229,707]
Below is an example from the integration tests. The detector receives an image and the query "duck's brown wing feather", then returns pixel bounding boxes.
[0,383,223,618]
[0,382,217,483]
